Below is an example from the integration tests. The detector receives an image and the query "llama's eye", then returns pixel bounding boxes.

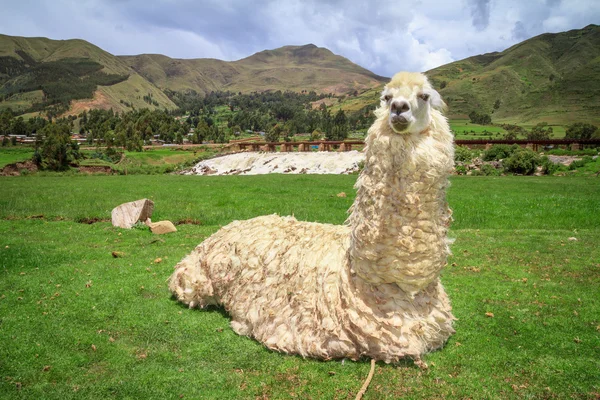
[383,94,392,102]
[419,93,430,101]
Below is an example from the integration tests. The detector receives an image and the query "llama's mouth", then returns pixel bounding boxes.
[390,121,410,133]
[390,115,410,133]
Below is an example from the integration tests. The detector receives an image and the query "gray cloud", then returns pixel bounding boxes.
[512,21,528,40]
[0,0,599,77]
[469,0,492,30]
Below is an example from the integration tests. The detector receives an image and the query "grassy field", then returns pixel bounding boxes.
[0,147,34,168]
[0,175,599,399]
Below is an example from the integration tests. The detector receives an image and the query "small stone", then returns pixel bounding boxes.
[149,221,177,235]
[568,237,578,241]
[337,192,347,198]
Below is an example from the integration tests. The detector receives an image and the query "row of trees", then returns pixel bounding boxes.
[170,89,375,140]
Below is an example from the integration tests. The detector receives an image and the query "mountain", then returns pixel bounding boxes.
[0,34,386,116]
[0,34,177,115]
[332,25,600,126]
[119,44,387,96]
[427,24,600,124]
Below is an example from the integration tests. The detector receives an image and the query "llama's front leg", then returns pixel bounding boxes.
[168,252,217,308]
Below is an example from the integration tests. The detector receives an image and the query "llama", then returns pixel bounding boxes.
[169,72,455,363]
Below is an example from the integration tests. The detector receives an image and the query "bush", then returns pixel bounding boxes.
[483,144,519,161]
[540,156,559,175]
[480,163,501,176]
[454,165,467,175]
[454,146,475,162]
[568,156,594,170]
[545,148,598,156]
[503,148,541,175]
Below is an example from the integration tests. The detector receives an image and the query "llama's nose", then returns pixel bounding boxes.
[391,100,410,115]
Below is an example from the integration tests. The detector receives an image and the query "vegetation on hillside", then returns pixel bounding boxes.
[0,57,128,118]
[427,24,600,124]
[168,89,369,141]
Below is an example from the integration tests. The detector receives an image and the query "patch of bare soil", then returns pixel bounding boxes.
[1,160,38,176]
[76,217,110,224]
[78,166,114,174]
[175,218,202,225]
[64,90,113,117]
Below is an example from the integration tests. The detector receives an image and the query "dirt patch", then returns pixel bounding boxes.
[1,160,38,176]
[78,165,114,174]
[76,217,110,224]
[65,90,114,117]
[175,218,202,225]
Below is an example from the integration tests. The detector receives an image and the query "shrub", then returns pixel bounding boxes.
[480,163,501,176]
[503,148,541,175]
[568,156,594,170]
[483,144,519,161]
[454,165,467,175]
[540,156,559,175]
[545,148,598,156]
[454,146,475,162]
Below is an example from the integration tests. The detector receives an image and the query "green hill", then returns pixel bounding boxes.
[120,44,387,96]
[427,24,600,125]
[2,24,599,127]
[333,25,600,127]
[0,34,177,116]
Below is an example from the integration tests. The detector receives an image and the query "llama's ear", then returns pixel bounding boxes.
[428,89,447,112]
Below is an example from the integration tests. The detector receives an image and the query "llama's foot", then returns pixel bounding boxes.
[168,258,216,308]
[230,320,251,336]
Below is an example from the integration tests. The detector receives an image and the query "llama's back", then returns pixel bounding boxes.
[169,214,354,357]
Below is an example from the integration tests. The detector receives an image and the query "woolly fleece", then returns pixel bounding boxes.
[169,72,456,362]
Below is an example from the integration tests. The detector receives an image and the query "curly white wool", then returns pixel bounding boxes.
[169,72,456,362]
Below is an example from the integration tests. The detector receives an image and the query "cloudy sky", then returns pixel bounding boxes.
[1,0,599,77]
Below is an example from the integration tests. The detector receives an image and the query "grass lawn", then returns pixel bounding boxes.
[0,175,599,399]
[0,147,34,168]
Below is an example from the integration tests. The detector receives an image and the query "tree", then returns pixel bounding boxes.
[565,123,598,140]
[311,129,323,141]
[11,117,27,136]
[526,122,553,140]
[34,123,81,171]
[468,111,491,125]
[327,109,349,141]
[265,124,282,142]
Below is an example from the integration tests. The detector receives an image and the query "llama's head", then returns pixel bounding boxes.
[378,72,446,135]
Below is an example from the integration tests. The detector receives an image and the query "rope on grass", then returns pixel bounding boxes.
[355,359,376,400]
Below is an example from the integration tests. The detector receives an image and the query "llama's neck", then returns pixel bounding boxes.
[347,111,454,295]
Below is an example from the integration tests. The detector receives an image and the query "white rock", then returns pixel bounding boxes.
[111,199,154,229]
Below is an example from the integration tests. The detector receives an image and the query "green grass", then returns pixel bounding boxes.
[0,175,599,399]
[0,147,34,168]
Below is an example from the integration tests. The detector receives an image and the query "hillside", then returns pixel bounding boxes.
[0,34,177,115]
[332,25,600,126]
[120,44,387,96]
[427,24,600,124]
